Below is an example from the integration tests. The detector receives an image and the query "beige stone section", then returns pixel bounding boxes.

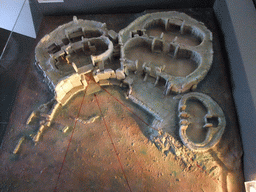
[33,125,47,143]
[61,80,74,93]
[13,136,25,154]
[35,16,116,107]
[108,30,118,43]
[91,37,114,66]
[55,74,86,104]
[69,73,83,87]
[119,11,213,94]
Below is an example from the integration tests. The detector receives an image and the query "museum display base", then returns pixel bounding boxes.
[0,8,245,191]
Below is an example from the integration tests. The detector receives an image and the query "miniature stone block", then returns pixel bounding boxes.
[47,43,60,54]
[89,45,96,53]
[124,59,138,72]
[98,61,104,71]
[178,92,226,152]
[63,45,74,55]
[56,88,66,102]
[94,69,116,82]
[116,69,125,80]
[81,79,88,88]
[166,19,183,31]
[72,62,79,73]
[152,38,163,53]
[106,69,116,78]
[69,74,83,87]
[51,49,66,60]
[123,77,133,85]
[13,136,25,154]
[55,81,65,93]
[119,11,213,94]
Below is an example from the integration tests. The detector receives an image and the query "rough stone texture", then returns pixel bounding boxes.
[93,69,116,82]
[116,68,126,80]
[0,10,244,192]
[28,11,243,191]
[119,11,213,94]
[178,92,226,152]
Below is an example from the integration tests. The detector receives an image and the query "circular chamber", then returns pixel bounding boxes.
[178,92,226,152]
[119,11,213,94]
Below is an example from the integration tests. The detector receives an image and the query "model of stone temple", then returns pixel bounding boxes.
[13,11,243,192]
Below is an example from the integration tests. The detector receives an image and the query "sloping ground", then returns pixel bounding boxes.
[0,86,221,191]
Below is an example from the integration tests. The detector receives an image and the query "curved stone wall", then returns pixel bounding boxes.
[119,11,213,94]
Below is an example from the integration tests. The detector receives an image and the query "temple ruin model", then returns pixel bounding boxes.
[11,11,243,191]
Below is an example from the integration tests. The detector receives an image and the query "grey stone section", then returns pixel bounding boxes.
[25,16,119,144]
[119,11,213,94]
[214,0,256,181]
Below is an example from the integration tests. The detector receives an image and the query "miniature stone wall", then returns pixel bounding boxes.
[119,11,213,94]
[13,11,243,191]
